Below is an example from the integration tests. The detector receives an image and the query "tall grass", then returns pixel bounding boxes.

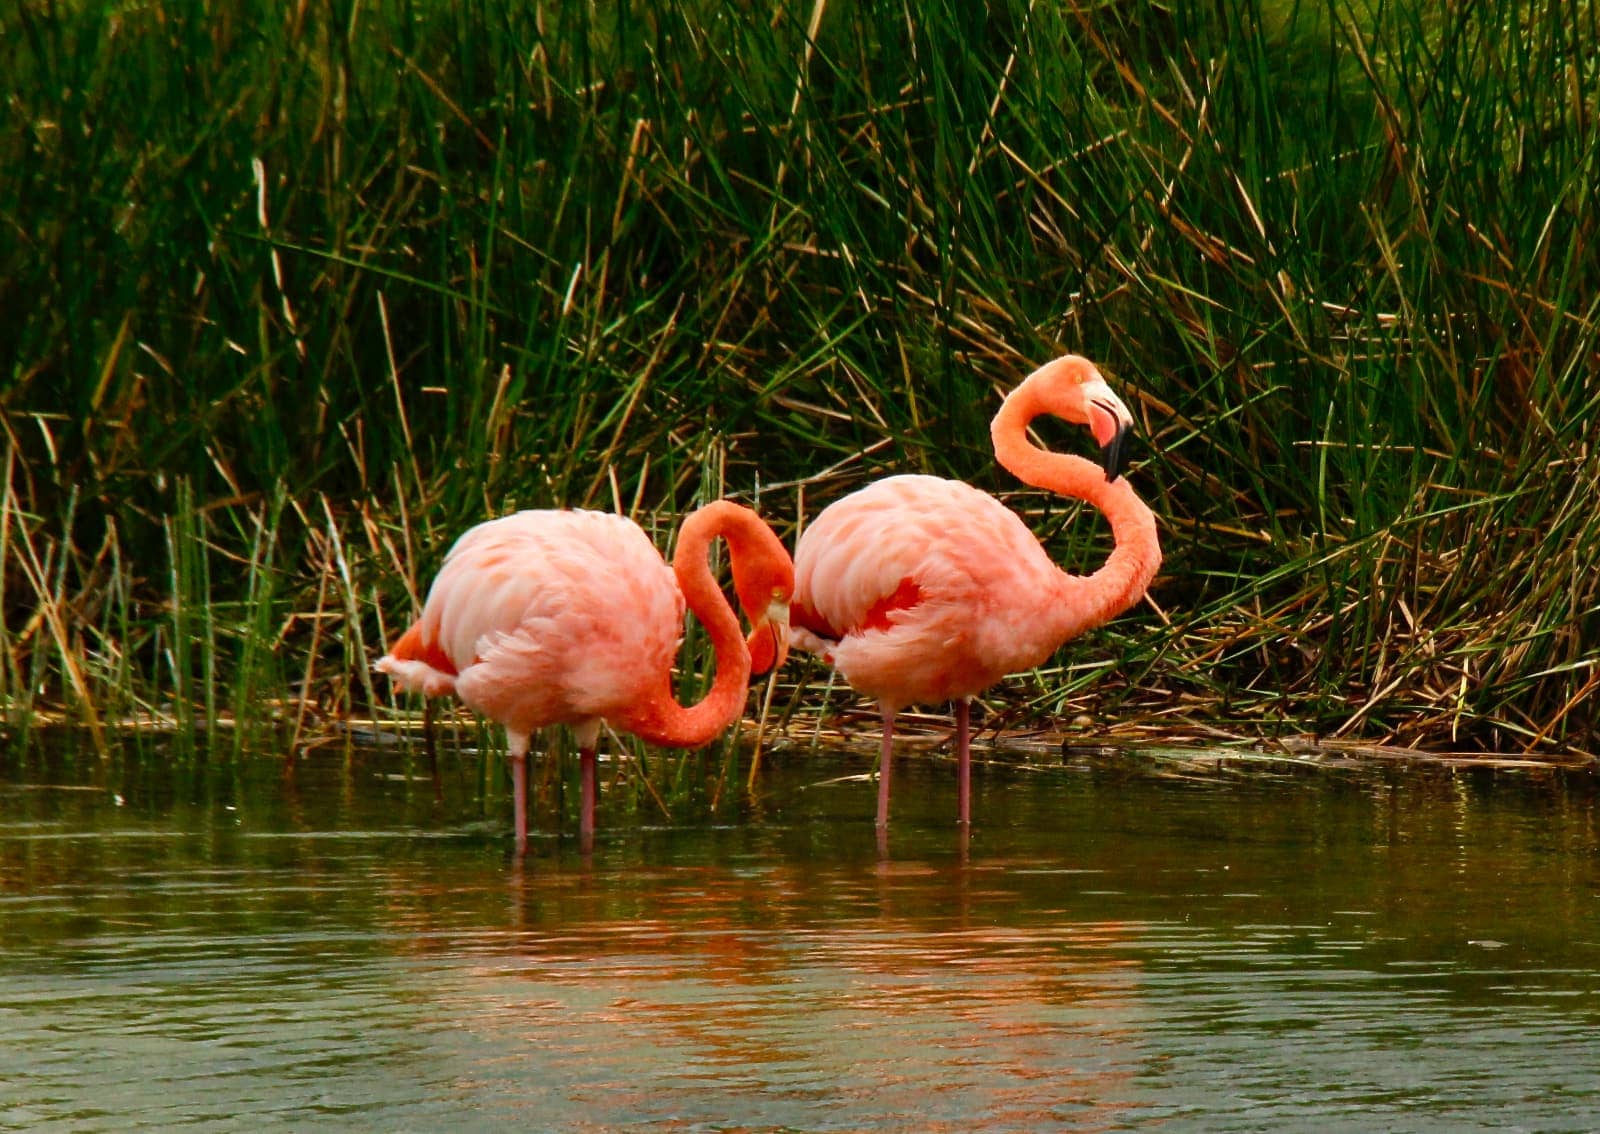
[2,0,1596,774]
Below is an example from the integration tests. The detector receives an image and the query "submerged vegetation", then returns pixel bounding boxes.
[3,0,1597,789]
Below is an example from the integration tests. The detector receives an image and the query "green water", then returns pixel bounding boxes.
[2,742,1597,1131]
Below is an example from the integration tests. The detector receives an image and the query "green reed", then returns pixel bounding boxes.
[1,0,1596,779]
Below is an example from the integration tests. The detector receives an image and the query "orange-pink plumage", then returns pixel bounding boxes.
[792,355,1162,830]
[378,503,792,854]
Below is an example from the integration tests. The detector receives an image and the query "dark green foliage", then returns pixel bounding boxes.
[2,0,1596,760]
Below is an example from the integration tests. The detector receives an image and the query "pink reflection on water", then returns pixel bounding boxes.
[380,856,1150,1129]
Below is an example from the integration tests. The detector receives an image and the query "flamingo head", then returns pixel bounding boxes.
[728,519,794,676]
[1020,354,1138,481]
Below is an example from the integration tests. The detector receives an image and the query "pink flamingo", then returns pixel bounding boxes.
[376,501,793,854]
[791,355,1161,829]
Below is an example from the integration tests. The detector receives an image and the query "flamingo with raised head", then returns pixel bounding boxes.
[376,501,793,854]
[791,354,1161,830]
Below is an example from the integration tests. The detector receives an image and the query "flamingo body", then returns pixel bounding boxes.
[381,511,685,739]
[377,503,792,853]
[794,474,1069,711]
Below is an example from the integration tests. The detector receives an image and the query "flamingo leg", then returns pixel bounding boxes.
[579,745,597,855]
[956,697,972,827]
[876,705,895,830]
[508,730,531,856]
[423,698,442,804]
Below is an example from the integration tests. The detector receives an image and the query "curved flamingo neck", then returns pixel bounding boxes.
[623,501,755,748]
[991,381,1162,641]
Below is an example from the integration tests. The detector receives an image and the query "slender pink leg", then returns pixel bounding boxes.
[509,732,530,857]
[423,698,442,803]
[579,746,597,854]
[956,697,971,827]
[876,706,895,830]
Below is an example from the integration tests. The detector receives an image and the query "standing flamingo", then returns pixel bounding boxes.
[376,501,793,854]
[791,354,1161,830]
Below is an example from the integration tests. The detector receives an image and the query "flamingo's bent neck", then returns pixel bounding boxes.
[621,501,759,748]
[991,373,1162,643]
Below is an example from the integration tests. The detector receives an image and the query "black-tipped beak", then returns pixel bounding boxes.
[746,600,790,676]
[1100,421,1132,481]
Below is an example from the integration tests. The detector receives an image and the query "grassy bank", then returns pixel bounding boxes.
[3,0,1597,779]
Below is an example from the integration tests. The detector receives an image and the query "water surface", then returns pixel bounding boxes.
[2,742,1597,1131]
